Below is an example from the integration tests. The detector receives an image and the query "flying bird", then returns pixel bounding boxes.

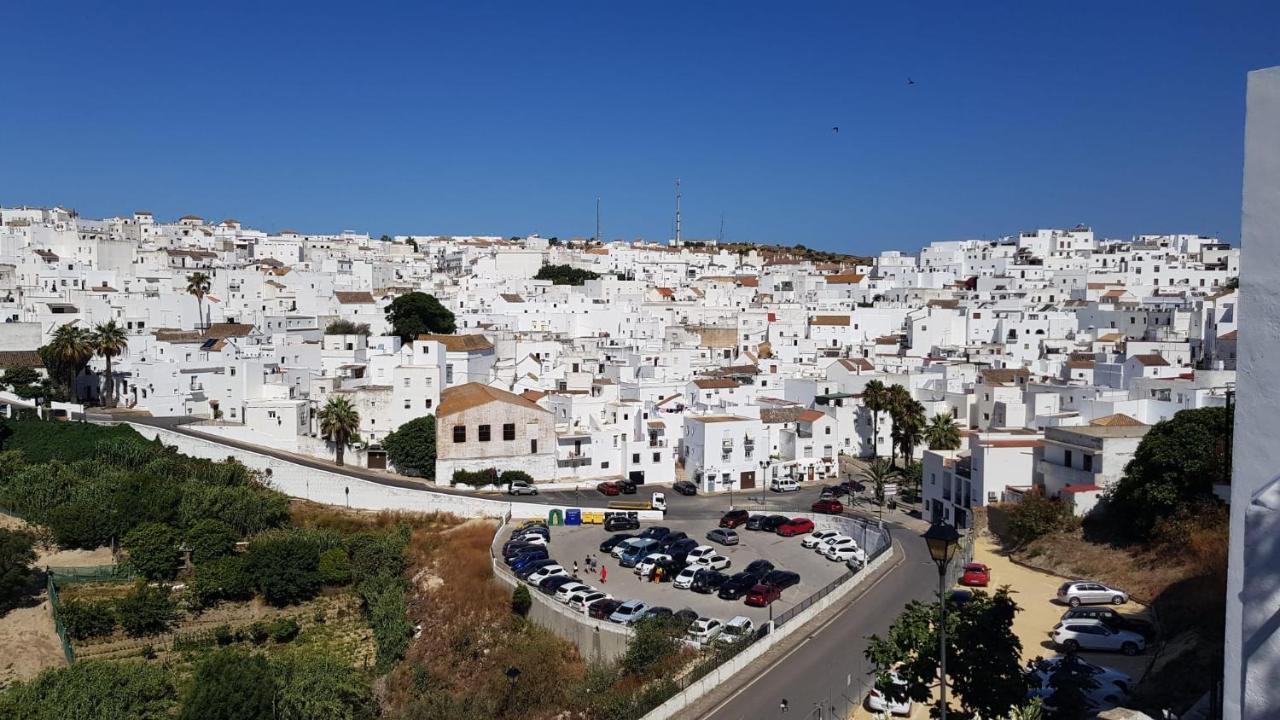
[831,126,839,134]
[907,77,916,85]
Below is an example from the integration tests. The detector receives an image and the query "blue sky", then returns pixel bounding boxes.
[1,2,1277,252]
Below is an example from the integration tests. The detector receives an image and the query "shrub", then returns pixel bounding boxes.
[451,468,498,488]
[248,622,269,645]
[360,574,412,672]
[245,532,322,606]
[190,556,255,608]
[0,660,176,719]
[116,585,178,637]
[344,530,406,584]
[179,648,276,720]
[0,528,36,611]
[186,519,240,564]
[500,470,534,486]
[275,652,378,720]
[58,600,117,640]
[622,617,682,677]
[214,625,234,645]
[511,585,531,616]
[1004,492,1076,549]
[123,522,181,581]
[382,415,436,479]
[269,618,300,643]
[317,547,353,585]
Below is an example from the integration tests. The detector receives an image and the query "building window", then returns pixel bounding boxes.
[632,453,640,463]
[503,423,515,441]
[530,439,538,453]
[1083,454,1094,472]
[601,461,609,469]
[404,400,411,409]
[478,424,491,442]
[425,398,433,408]
[403,378,411,388]
[1064,450,1073,468]
[453,426,466,443]
[653,452,660,462]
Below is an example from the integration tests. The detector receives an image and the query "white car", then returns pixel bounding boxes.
[554,582,592,604]
[816,533,854,553]
[569,590,612,614]
[692,553,731,571]
[801,530,841,549]
[1052,619,1146,655]
[514,533,547,546]
[825,545,867,564]
[525,565,567,585]
[866,673,912,715]
[562,585,599,607]
[716,615,755,645]
[1026,656,1131,710]
[609,599,650,625]
[673,566,700,589]
[684,617,724,648]
[634,553,673,577]
[685,545,716,563]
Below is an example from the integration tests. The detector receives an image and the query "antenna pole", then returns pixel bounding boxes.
[674,178,682,247]
[595,197,601,244]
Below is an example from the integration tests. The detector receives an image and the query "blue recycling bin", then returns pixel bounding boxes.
[565,509,582,526]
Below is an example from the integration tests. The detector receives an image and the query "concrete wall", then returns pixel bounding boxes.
[1227,66,1280,720]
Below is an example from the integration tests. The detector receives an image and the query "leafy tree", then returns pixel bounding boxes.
[862,379,889,459]
[888,388,926,467]
[925,411,962,450]
[1005,491,1075,549]
[345,530,407,584]
[622,616,682,677]
[42,323,94,400]
[46,501,117,550]
[1042,653,1101,719]
[190,555,255,608]
[511,585,531,616]
[385,291,456,341]
[179,648,276,720]
[59,599,117,640]
[317,547,353,585]
[1107,406,1232,540]
[246,533,321,606]
[860,458,900,506]
[91,320,128,407]
[900,461,923,503]
[122,522,181,581]
[325,319,371,336]
[0,660,176,720]
[178,484,290,535]
[0,528,36,611]
[318,396,360,467]
[534,263,600,286]
[500,470,533,486]
[186,272,212,331]
[866,587,1029,720]
[185,519,240,564]
[276,652,378,720]
[383,414,436,479]
[115,584,178,637]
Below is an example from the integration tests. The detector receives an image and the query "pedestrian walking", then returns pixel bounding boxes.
[601,566,607,583]
[573,560,579,576]
[655,566,664,584]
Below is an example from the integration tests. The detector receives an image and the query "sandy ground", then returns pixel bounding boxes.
[0,599,66,688]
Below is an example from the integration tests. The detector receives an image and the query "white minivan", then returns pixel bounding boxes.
[770,478,800,493]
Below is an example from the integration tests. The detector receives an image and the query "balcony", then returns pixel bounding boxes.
[557,453,592,468]
[648,438,667,448]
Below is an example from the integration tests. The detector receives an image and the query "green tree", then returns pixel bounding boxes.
[862,379,889,459]
[180,648,276,720]
[383,414,436,479]
[317,547,353,585]
[276,652,378,720]
[318,396,360,467]
[185,519,239,564]
[0,661,176,720]
[511,584,531,616]
[246,533,321,606]
[1042,653,1101,719]
[91,320,128,407]
[1005,491,1075,549]
[186,272,212,331]
[622,616,682,677]
[116,584,178,637]
[860,458,900,506]
[385,291,456,341]
[534,263,600,286]
[361,573,412,671]
[890,395,926,468]
[43,323,94,400]
[325,319,371,336]
[58,599,117,640]
[190,555,255,608]
[0,528,36,611]
[123,522,181,581]
[925,411,962,450]
[866,588,1029,720]
[1107,406,1232,540]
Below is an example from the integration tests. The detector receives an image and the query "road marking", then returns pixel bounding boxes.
[698,545,906,719]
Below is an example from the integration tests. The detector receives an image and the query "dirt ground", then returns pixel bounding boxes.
[0,600,66,688]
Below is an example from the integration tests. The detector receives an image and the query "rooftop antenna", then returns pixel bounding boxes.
[595,197,601,244]
[718,212,725,244]
[674,178,682,247]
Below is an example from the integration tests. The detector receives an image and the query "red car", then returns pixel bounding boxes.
[811,499,844,514]
[776,518,815,537]
[959,563,990,587]
[596,482,620,496]
[744,583,782,607]
[719,510,750,528]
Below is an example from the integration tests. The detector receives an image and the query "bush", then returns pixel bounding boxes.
[245,532,322,606]
[179,648,276,720]
[269,618,300,643]
[317,547,353,585]
[248,622,269,645]
[0,660,176,719]
[116,585,178,637]
[186,519,240,564]
[511,585,531,616]
[1004,492,1076,549]
[275,652,377,720]
[123,522,181,581]
[622,617,682,677]
[344,530,406,584]
[214,625,234,645]
[58,600,117,640]
[500,470,534,486]
[451,468,498,488]
[0,528,36,611]
[383,415,436,479]
[190,556,255,608]
[360,574,413,672]
[535,264,600,286]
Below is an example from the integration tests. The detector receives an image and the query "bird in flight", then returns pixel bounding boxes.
[907,77,916,85]
[831,126,839,134]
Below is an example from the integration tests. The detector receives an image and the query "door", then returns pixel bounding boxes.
[629,470,645,484]
[807,466,815,483]
[366,450,387,470]
[739,471,755,490]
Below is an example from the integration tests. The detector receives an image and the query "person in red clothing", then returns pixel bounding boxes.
[600,566,607,583]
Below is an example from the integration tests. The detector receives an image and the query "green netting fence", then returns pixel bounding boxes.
[46,573,75,665]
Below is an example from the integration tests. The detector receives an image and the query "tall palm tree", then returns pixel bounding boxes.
[892,399,927,467]
[186,272,211,331]
[317,396,360,466]
[859,458,900,507]
[885,384,913,465]
[924,411,962,451]
[46,323,94,401]
[861,379,888,459]
[92,321,128,408]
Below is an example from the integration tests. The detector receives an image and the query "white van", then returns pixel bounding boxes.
[770,478,800,493]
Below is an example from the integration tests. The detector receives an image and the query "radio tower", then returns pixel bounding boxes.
[673,178,682,247]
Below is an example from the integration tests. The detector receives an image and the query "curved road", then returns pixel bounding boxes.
[108,414,938,719]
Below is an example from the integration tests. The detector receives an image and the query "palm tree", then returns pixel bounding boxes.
[892,399,927,467]
[91,321,128,408]
[317,396,360,466]
[186,272,211,331]
[885,384,913,465]
[46,323,94,401]
[859,458,900,507]
[924,411,962,451]
[862,379,888,459]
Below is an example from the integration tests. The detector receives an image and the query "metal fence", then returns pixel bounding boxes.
[773,525,893,628]
[46,564,133,585]
[46,573,75,665]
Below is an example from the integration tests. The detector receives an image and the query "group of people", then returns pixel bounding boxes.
[573,555,602,577]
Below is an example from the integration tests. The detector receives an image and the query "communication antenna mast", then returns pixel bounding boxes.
[674,178,682,247]
[718,212,725,244]
[595,197,601,244]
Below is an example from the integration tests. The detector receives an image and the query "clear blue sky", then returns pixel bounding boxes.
[2,2,1277,252]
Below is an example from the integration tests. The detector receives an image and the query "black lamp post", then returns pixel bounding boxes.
[922,523,961,720]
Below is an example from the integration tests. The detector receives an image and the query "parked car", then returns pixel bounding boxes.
[517,525,550,540]
[619,540,660,567]
[1027,655,1133,695]
[811,499,844,514]
[690,569,730,594]
[759,515,791,532]
[801,529,841,549]
[514,558,558,579]
[617,480,637,495]
[1058,607,1155,639]
[692,553,731,571]
[673,480,698,496]
[959,563,991,587]
[776,518,815,537]
[526,564,568,585]
[512,533,547,547]
[686,545,717,564]
[706,528,740,546]
[744,514,769,531]
[822,484,849,497]
[716,616,755,645]
[865,673,912,715]
[673,608,699,628]
[538,575,577,594]
[745,583,781,607]
[815,533,854,553]
[554,582,592,604]
[639,526,672,542]
[762,570,800,590]
[597,481,621,496]
[770,478,801,493]
[589,598,623,620]
[666,538,699,564]
[604,514,640,532]
[613,537,657,560]
[744,559,775,578]
[684,617,724,647]
[717,572,759,600]
[825,545,867,564]
[1052,619,1146,655]
[634,553,673,577]
[1058,581,1130,607]
[719,510,750,528]
[509,549,549,571]
[640,606,673,623]
[609,599,650,625]
[599,533,636,554]
[507,480,539,496]
[502,541,538,559]
[655,531,689,552]
[569,590,612,614]
[673,565,700,589]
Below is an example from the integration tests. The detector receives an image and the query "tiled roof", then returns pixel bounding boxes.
[439,383,548,417]
[1089,413,1146,427]
[0,350,44,369]
[837,358,874,372]
[824,273,864,284]
[1130,354,1169,367]
[797,409,826,423]
[334,291,375,304]
[692,378,740,390]
[418,333,494,352]
[810,315,851,326]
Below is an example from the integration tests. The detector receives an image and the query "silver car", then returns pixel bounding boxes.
[1057,581,1129,607]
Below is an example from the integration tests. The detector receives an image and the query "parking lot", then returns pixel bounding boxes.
[502,515,852,627]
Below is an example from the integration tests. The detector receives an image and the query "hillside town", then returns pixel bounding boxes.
[0,207,1240,524]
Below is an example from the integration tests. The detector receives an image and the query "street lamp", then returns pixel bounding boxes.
[922,522,962,720]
